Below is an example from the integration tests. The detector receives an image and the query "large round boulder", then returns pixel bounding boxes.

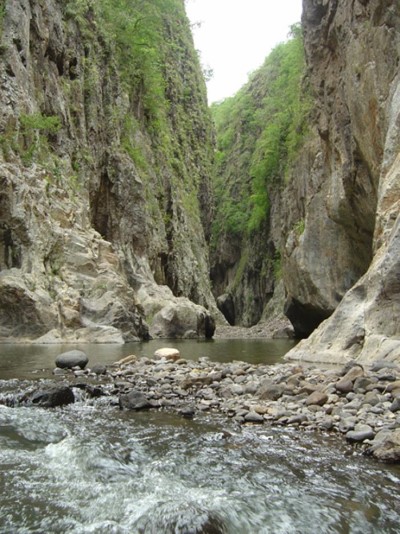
[55,350,88,370]
[150,301,215,339]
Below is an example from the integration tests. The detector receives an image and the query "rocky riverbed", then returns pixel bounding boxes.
[2,350,400,464]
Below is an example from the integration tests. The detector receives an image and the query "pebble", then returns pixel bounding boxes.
[44,355,400,463]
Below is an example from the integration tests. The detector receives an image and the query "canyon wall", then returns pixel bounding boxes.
[285,0,400,363]
[211,0,400,364]
[0,0,218,343]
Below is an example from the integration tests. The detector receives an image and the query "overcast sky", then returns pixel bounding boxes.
[185,0,303,103]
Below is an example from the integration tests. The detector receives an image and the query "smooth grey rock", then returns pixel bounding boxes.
[367,429,400,463]
[91,364,107,375]
[346,425,375,443]
[370,360,399,372]
[119,390,152,410]
[335,379,353,394]
[244,411,264,423]
[390,397,400,413]
[55,350,88,370]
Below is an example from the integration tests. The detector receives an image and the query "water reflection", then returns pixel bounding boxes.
[0,338,297,380]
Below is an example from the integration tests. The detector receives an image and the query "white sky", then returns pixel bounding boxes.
[185,0,303,103]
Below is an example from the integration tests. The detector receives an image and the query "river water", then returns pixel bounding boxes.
[1,339,399,533]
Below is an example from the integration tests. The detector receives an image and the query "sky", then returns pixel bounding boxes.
[185,0,303,104]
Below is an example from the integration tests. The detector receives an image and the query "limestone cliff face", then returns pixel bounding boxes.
[285,0,400,363]
[0,0,218,342]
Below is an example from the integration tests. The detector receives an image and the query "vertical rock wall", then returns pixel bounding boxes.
[0,0,218,342]
[285,0,400,363]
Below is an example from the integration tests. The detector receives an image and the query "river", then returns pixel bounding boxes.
[1,339,399,533]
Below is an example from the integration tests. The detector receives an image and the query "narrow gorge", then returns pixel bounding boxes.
[0,0,399,368]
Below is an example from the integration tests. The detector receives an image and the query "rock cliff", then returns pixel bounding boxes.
[211,0,400,364]
[0,0,218,342]
[285,0,400,364]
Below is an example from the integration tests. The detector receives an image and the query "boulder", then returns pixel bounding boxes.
[119,390,152,410]
[346,424,375,443]
[28,385,75,408]
[366,430,400,463]
[55,350,88,370]
[154,347,180,361]
[149,300,215,339]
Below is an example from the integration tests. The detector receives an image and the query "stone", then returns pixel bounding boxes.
[148,299,216,339]
[305,390,328,406]
[341,366,364,382]
[114,355,137,366]
[180,406,195,418]
[119,390,152,411]
[390,398,400,413]
[154,348,180,361]
[362,391,380,406]
[55,350,88,370]
[90,364,107,375]
[370,360,399,372]
[258,382,285,401]
[28,385,75,408]
[367,429,400,463]
[346,425,375,443]
[335,379,354,394]
[244,411,264,423]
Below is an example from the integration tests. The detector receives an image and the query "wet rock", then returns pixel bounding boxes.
[339,417,356,433]
[90,364,107,375]
[180,406,195,418]
[244,411,264,423]
[52,367,67,376]
[55,350,88,370]
[346,424,375,443]
[133,503,227,534]
[366,429,400,463]
[119,390,153,410]
[28,385,75,408]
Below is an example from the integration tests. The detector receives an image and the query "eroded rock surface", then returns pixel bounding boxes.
[0,0,218,342]
[285,0,400,362]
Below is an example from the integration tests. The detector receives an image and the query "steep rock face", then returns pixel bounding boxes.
[285,0,400,363]
[0,0,218,342]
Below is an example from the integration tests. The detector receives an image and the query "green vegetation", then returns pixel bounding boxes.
[211,24,311,239]
[20,113,61,134]
[19,113,61,165]
[294,218,305,236]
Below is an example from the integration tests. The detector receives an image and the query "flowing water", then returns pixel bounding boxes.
[0,340,399,533]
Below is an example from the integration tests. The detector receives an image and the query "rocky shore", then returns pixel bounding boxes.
[4,350,400,464]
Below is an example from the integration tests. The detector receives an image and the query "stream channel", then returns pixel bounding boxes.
[0,339,399,533]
